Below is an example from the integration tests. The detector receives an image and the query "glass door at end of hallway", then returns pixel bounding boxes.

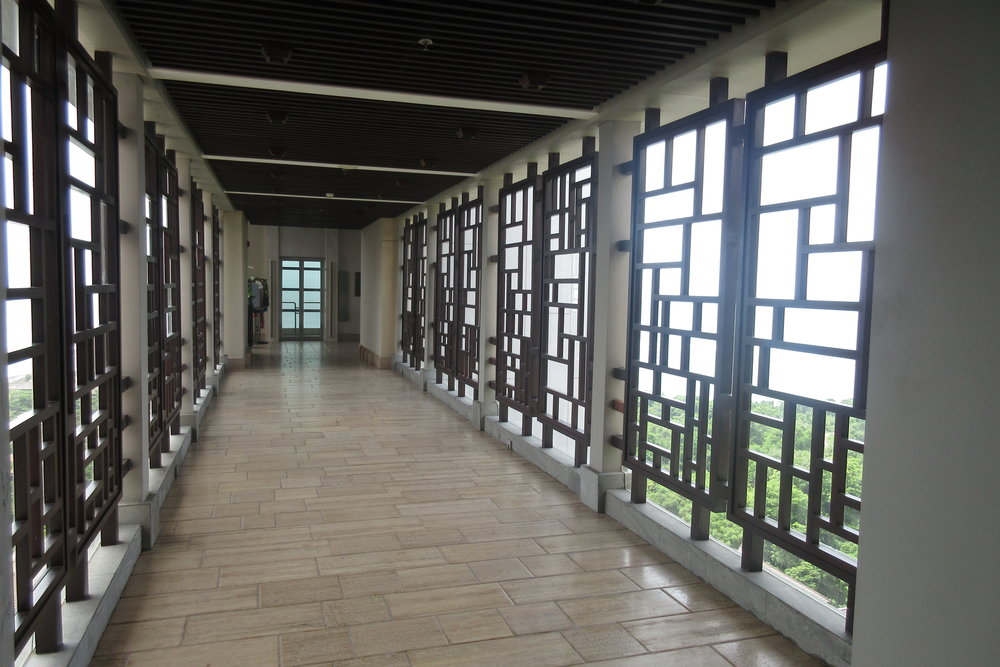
[280,258,324,340]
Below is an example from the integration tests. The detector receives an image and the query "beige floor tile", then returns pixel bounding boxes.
[242,514,277,529]
[317,546,445,576]
[520,553,584,577]
[96,344,795,664]
[339,571,404,598]
[407,632,583,667]
[183,603,326,645]
[396,527,467,548]
[111,586,259,623]
[209,501,263,518]
[331,652,409,667]
[664,582,737,612]
[562,623,648,662]
[459,520,573,543]
[125,636,280,667]
[499,601,574,635]
[219,557,319,587]
[439,537,546,563]
[280,627,354,665]
[326,533,402,556]
[202,540,331,568]
[468,557,534,583]
[567,545,672,571]
[385,582,513,617]
[396,498,501,516]
[621,562,702,589]
[324,595,393,626]
[500,570,640,605]
[261,574,343,607]
[398,563,479,590]
[534,530,648,554]
[121,568,220,598]
[587,646,731,666]
[713,635,824,666]
[94,618,186,654]
[436,609,513,644]
[349,617,448,657]
[557,589,688,627]
[623,608,775,652]
[171,516,244,536]
[131,549,204,575]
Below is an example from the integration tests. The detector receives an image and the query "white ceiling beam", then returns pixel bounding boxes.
[148,67,597,119]
[203,154,476,178]
[226,191,423,205]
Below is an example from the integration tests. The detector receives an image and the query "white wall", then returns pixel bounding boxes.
[339,230,362,339]
[359,218,399,362]
[852,2,1000,664]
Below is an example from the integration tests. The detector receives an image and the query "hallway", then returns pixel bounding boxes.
[91,343,817,666]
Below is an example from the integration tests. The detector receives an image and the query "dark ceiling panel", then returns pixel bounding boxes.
[165,82,566,174]
[115,0,774,108]
[111,0,779,229]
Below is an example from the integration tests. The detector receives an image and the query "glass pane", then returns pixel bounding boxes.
[769,348,855,406]
[871,63,888,116]
[302,311,321,329]
[281,289,299,308]
[282,269,299,289]
[806,252,862,302]
[6,298,31,350]
[755,210,798,300]
[671,130,697,185]
[808,205,836,245]
[645,189,694,223]
[760,137,840,206]
[783,308,858,350]
[688,219,721,297]
[645,140,665,192]
[7,221,30,288]
[303,260,321,269]
[303,269,321,289]
[702,120,726,215]
[68,139,95,186]
[642,224,683,264]
[69,187,92,241]
[846,126,881,243]
[762,96,795,146]
[805,73,861,134]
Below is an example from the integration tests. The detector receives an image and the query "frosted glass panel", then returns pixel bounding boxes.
[643,224,683,264]
[644,189,694,223]
[760,138,839,206]
[784,308,858,350]
[645,140,665,192]
[762,96,795,146]
[805,73,861,134]
[846,126,881,242]
[806,252,862,302]
[755,211,798,300]
[689,220,721,297]
[671,130,697,185]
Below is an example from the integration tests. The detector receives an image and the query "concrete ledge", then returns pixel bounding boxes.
[394,361,430,391]
[605,489,851,667]
[23,524,142,667]
[119,427,194,550]
[579,465,625,513]
[427,382,478,426]
[483,417,581,495]
[180,386,214,439]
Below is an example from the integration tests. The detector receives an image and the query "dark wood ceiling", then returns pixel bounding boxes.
[112,0,779,229]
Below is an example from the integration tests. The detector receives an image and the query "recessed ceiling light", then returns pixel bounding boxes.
[266,110,289,124]
[269,145,287,158]
[418,38,434,51]
[261,43,293,64]
[519,71,550,91]
[455,127,479,139]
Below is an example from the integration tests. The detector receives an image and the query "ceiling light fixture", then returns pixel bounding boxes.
[455,127,479,139]
[261,42,293,64]
[266,109,289,124]
[519,71,550,91]
[417,38,434,51]
[269,145,287,158]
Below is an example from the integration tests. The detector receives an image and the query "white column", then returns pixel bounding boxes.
[0,111,13,666]
[853,1,1000,663]
[580,120,640,511]
[113,71,149,501]
[176,156,194,416]
[222,211,249,364]
[202,190,217,372]
[478,176,502,416]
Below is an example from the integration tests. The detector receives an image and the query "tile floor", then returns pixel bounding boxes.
[93,342,822,666]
